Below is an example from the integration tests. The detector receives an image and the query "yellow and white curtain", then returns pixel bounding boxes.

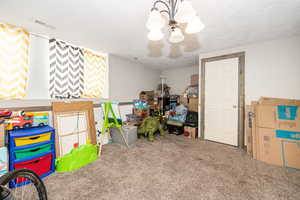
[82,50,108,98]
[0,23,29,99]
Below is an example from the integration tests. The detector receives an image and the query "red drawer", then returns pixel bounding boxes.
[14,154,52,183]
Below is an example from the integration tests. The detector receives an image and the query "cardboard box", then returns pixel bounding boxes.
[256,104,276,128]
[251,101,259,159]
[140,91,155,105]
[191,74,199,86]
[245,105,253,155]
[251,97,300,169]
[256,127,300,169]
[133,108,149,119]
[0,124,5,147]
[282,141,300,169]
[179,95,188,107]
[259,97,300,105]
[188,97,198,112]
[277,131,300,170]
[257,127,282,166]
[256,104,300,131]
[276,105,300,130]
[184,126,198,139]
[184,126,190,137]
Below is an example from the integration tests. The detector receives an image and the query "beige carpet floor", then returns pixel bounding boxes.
[45,134,300,200]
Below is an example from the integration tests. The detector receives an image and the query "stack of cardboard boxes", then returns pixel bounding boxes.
[188,74,199,113]
[188,97,198,112]
[247,97,300,169]
[139,91,155,106]
[182,74,199,138]
[179,96,198,112]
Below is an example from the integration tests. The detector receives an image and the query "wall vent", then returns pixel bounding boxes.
[34,19,56,30]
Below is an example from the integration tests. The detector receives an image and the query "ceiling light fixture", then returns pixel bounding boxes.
[146,0,204,43]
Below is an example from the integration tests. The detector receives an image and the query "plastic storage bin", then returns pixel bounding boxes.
[110,126,137,146]
[14,143,52,160]
[14,132,51,147]
[14,153,53,183]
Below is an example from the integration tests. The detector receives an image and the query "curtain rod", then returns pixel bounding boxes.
[30,31,108,57]
[0,22,107,56]
[29,32,49,40]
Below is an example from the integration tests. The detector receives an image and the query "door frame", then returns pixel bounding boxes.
[200,52,245,149]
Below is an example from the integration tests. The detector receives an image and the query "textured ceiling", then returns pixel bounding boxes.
[0,0,300,69]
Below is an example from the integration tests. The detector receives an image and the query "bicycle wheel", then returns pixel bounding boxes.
[0,169,47,200]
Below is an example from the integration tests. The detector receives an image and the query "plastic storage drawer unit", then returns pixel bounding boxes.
[14,132,51,147]
[14,153,53,184]
[8,126,56,188]
[14,143,52,160]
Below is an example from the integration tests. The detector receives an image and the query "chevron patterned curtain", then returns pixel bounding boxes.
[0,23,29,99]
[49,39,84,98]
[82,50,108,98]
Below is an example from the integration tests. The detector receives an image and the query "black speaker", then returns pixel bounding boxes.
[185,111,198,127]
[167,124,184,135]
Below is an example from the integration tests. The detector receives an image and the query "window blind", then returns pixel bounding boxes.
[82,50,108,98]
[49,39,84,98]
[0,23,30,99]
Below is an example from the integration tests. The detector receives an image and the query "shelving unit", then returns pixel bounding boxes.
[8,126,55,188]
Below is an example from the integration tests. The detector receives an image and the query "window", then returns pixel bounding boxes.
[49,39,84,98]
[0,23,109,100]
[82,50,108,98]
[0,23,30,99]
[49,39,108,99]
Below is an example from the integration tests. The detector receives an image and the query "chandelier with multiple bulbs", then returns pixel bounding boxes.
[146,0,205,43]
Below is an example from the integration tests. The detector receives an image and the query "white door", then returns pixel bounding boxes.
[204,58,239,146]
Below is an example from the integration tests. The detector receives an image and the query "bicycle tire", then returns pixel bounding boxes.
[0,169,47,200]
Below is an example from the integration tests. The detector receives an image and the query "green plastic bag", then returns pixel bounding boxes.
[55,144,98,172]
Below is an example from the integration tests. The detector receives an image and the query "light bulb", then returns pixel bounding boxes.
[174,0,196,23]
[169,28,184,43]
[148,29,164,41]
[146,9,165,30]
[185,16,205,34]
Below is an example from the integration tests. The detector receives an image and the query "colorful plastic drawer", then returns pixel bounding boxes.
[14,132,51,147]
[14,143,52,160]
[13,153,52,184]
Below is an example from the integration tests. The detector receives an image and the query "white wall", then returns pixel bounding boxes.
[199,35,300,104]
[27,35,50,99]
[161,65,198,95]
[109,55,160,101]
[1,36,161,108]
[22,35,109,100]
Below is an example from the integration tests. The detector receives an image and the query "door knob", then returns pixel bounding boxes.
[233,105,237,108]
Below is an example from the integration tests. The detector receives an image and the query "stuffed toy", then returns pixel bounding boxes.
[137,117,165,142]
